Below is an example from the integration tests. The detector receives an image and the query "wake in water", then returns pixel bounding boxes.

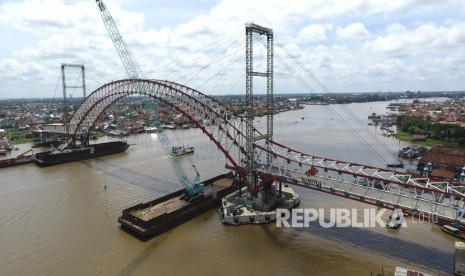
[81,158,181,195]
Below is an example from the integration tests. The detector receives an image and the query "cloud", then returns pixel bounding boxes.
[363,22,465,54]
[336,23,370,39]
[298,24,333,43]
[0,0,465,97]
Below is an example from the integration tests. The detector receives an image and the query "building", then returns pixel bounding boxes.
[418,146,465,180]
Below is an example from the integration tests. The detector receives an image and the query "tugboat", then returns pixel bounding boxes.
[170,146,194,156]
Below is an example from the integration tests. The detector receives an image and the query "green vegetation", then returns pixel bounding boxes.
[396,115,465,147]
[5,128,32,145]
[89,131,104,140]
[396,129,459,147]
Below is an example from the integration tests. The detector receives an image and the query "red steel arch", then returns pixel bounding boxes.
[67,79,255,169]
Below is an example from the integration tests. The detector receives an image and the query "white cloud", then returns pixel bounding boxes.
[298,24,332,43]
[363,22,465,54]
[0,0,465,97]
[336,23,370,39]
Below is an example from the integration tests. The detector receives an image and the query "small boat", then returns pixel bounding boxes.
[387,161,404,168]
[386,214,402,229]
[161,124,176,130]
[144,126,158,133]
[301,117,304,120]
[441,225,465,240]
[171,146,194,156]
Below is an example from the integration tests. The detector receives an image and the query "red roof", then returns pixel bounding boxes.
[412,134,427,141]
[431,168,455,179]
[420,146,465,167]
[445,114,455,122]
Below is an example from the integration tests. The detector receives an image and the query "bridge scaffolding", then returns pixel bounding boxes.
[245,22,274,190]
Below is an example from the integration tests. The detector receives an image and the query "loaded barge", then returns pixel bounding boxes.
[33,141,129,167]
[0,156,34,168]
[0,149,34,169]
[118,173,236,240]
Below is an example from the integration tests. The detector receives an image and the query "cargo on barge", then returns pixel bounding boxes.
[33,141,129,167]
[118,173,236,240]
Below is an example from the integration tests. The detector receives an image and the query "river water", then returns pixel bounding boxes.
[0,100,456,275]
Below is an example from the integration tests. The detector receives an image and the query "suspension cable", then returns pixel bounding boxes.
[276,40,398,160]
[255,35,389,165]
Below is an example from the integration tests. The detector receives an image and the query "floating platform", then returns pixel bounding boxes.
[118,173,236,240]
[219,182,300,225]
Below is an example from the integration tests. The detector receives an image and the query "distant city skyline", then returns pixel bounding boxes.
[1,0,464,98]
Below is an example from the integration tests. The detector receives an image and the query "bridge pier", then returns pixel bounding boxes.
[219,177,300,225]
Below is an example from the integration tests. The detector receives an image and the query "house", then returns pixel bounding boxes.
[430,167,456,180]
[418,146,465,179]
[412,134,427,141]
[0,137,12,153]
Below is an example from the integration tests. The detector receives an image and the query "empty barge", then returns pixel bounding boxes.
[118,173,236,240]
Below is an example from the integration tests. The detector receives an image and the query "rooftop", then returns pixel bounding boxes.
[420,146,465,167]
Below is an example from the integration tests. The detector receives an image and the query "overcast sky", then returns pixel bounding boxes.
[1,0,465,99]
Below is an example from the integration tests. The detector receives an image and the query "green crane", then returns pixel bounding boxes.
[95,0,203,196]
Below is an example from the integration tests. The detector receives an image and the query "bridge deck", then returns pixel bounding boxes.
[259,168,465,226]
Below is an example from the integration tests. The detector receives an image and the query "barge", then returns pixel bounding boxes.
[0,156,34,169]
[0,149,34,169]
[118,173,236,240]
[33,141,129,167]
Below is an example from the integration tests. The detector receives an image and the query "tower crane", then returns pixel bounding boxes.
[95,0,203,196]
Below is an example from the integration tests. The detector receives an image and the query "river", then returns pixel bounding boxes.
[0,100,456,275]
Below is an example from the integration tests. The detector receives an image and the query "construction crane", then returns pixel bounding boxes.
[95,0,203,196]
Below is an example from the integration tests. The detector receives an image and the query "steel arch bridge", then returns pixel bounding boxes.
[44,78,465,226]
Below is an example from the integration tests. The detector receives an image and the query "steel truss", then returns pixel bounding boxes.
[254,139,465,225]
[44,78,465,225]
[245,22,274,190]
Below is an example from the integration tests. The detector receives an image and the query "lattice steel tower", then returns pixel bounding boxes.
[245,23,274,189]
[61,63,86,139]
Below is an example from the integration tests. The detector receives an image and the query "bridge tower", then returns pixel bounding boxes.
[245,23,274,189]
[61,63,86,143]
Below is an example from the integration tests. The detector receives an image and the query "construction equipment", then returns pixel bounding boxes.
[95,0,203,196]
[16,149,33,160]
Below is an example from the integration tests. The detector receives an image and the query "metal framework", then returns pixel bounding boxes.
[245,22,274,190]
[43,78,465,226]
[95,0,207,195]
[61,63,86,136]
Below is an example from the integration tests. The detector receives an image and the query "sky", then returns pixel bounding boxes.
[0,0,465,98]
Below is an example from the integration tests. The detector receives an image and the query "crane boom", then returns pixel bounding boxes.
[95,0,203,196]
[96,0,140,79]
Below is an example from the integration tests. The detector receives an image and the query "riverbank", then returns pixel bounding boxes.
[395,128,459,147]
[5,128,30,145]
